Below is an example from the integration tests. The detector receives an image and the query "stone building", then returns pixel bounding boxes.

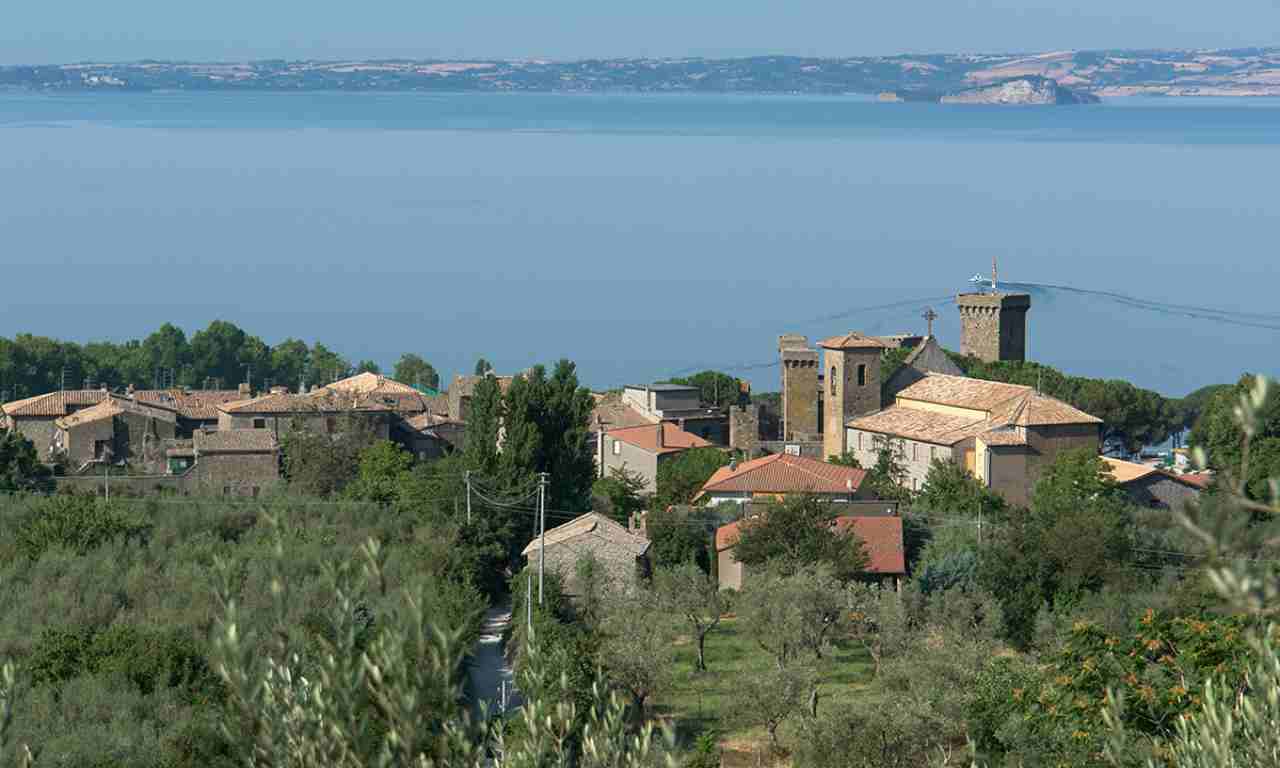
[403,412,466,460]
[521,512,652,596]
[1102,457,1206,511]
[716,513,905,591]
[957,291,1031,363]
[597,421,714,493]
[819,332,887,460]
[620,383,728,444]
[1,389,115,461]
[133,387,252,437]
[52,396,178,472]
[324,372,437,416]
[847,372,1101,507]
[173,429,281,497]
[448,373,516,422]
[217,388,394,441]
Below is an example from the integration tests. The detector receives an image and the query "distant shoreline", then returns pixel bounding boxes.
[4,48,1280,98]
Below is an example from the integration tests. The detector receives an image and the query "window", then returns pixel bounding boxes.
[252,417,266,429]
[325,417,337,434]
[931,446,938,461]
[222,486,231,496]
[912,443,918,461]
[612,439,621,456]
[829,367,837,396]
[251,487,260,498]
[857,364,866,387]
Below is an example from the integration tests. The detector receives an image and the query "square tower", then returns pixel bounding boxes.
[956,292,1031,363]
[819,332,886,461]
[779,335,820,441]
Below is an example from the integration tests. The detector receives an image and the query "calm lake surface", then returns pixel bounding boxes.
[1,91,1277,395]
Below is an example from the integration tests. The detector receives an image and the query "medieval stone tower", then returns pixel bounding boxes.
[819,332,886,460]
[779,334,821,441]
[956,292,1031,363]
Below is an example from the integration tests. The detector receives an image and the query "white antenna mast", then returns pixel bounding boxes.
[991,255,998,294]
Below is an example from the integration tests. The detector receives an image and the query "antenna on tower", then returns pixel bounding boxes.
[991,255,998,294]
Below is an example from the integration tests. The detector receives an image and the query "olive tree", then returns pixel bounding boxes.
[654,562,723,672]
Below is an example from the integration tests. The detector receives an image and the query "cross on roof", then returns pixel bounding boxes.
[922,308,939,337]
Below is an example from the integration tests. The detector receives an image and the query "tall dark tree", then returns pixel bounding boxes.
[307,343,351,387]
[270,339,311,392]
[393,354,440,390]
[141,323,193,386]
[462,375,503,477]
[0,430,52,492]
[189,321,269,390]
[661,370,746,408]
[1189,374,1280,500]
[473,358,494,377]
[356,360,381,375]
[654,446,731,510]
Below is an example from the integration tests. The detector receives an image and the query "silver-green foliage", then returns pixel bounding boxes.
[1102,376,1280,768]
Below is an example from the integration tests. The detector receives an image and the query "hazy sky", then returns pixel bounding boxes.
[5,0,1279,64]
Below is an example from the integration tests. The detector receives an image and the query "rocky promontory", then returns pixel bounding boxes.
[939,76,1100,105]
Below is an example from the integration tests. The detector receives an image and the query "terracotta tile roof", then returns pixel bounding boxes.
[832,516,906,574]
[590,393,658,432]
[697,453,867,499]
[896,373,1031,413]
[54,396,178,430]
[406,412,464,431]
[715,515,904,575]
[818,332,889,350]
[979,428,1029,446]
[326,372,419,395]
[2,390,110,418]
[1104,457,1212,491]
[195,429,279,453]
[1173,472,1214,490]
[606,422,713,455]
[849,406,988,446]
[1102,456,1159,485]
[219,389,394,415]
[134,390,248,420]
[1018,392,1104,426]
[521,512,650,558]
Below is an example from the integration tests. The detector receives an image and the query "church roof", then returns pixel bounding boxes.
[818,332,888,350]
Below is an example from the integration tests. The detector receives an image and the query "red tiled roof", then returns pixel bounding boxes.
[1172,472,1214,490]
[521,512,650,558]
[219,389,394,415]
[697,453,867,499]
[818,332,888,350]
[715,515,904,575]
[607,422,712,455]
[406,412,464,431]
[2,390,110,418]
[134,390,248,420]
[54,395,179,430]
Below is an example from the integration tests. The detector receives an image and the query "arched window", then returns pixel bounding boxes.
[829,367,837,396]
[857,364,867,387]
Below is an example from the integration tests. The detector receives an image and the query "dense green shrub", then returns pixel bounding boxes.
[14,495,151,561]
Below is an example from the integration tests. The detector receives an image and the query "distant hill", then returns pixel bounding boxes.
[3,48,1279,97]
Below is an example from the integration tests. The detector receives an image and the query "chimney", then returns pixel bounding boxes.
[126,384,135,396]
[729,457,738,472]
[238,382,251,396]
[271,386,288,395]
[655,422,664,449]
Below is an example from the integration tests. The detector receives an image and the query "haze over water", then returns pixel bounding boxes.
[2,91,1277,396]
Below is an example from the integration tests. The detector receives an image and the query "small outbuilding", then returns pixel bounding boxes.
[522,512,652,596]
[715,513,906,591]
[1102,457,1207,511]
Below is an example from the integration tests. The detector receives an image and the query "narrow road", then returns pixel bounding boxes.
[468,598,521,718]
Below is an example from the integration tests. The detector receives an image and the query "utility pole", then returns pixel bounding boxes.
[527,570,533,634]
[465,470,473,524]
[104,463,109,501]
[538,471,548,605]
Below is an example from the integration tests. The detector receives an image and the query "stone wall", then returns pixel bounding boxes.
[1124,474,1201,511]
[189,452,281,497]
[12,417,57,461]
[846,428,954,492]
[957,293,1030,363]
[598,433,660,492]
[219,412,390,441]
[532,534,649,597]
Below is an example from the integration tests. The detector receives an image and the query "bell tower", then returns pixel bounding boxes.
[818,332,886,461]
[957,258,1031,363]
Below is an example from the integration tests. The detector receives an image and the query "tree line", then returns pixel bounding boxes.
[0,322,441,399]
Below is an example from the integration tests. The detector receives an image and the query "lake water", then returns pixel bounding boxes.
[1,91,1277,396]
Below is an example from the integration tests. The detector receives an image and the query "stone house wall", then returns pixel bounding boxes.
[1123,474,1201,511]
[531,532,650,597]
[957,293,1030,363]
[188,452,281,497]
[12,417,58,461]
[845,427,952,492]
[598,435,660,492]
[823,347,881,461]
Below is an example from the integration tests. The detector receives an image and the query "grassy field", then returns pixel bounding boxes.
[653,616,876,761]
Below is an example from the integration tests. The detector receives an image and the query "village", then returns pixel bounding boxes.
[0,282,1212,593]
